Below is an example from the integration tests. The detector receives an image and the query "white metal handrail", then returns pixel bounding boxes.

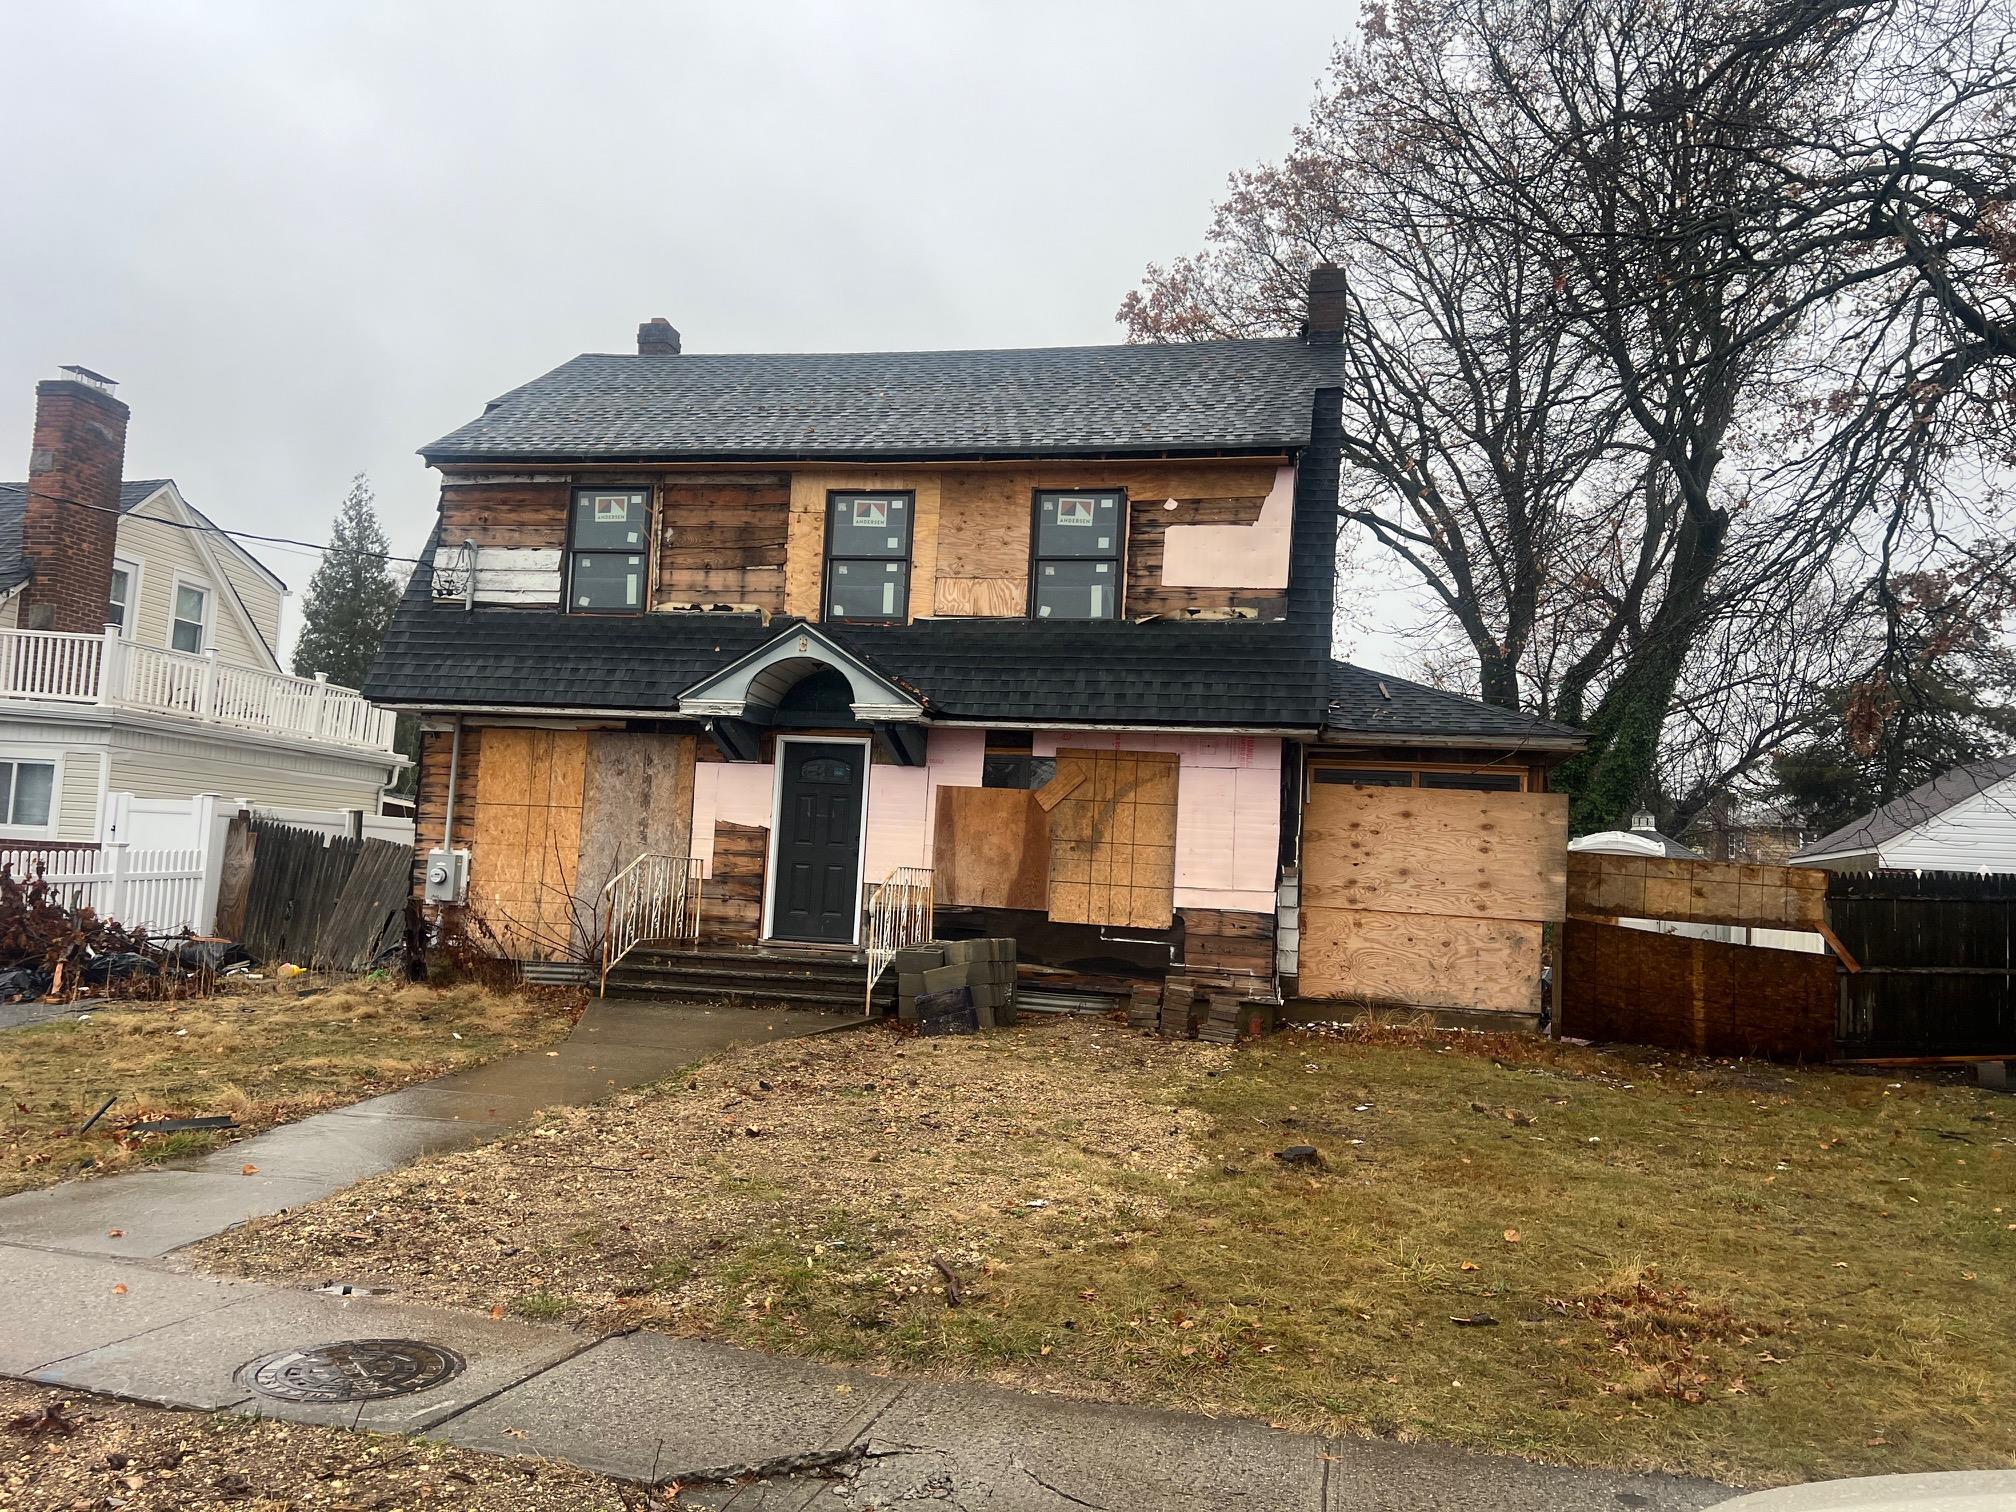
[600,851,704,995]
[864,865,933,1015]
[0,627,397,754]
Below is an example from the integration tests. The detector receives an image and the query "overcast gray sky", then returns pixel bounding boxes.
[1,0,1360,655]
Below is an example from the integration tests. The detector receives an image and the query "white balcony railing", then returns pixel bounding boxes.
[0,627,399,754]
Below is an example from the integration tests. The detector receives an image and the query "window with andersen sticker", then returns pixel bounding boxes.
[568,489,647,612]
[824,491,912,622]
[1032,490,1121,619]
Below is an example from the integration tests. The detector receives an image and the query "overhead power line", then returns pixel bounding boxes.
[34,490,431,567]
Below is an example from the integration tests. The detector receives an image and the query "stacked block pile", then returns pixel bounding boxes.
[894,939,1018,1033]
[1126,979,1273,1044]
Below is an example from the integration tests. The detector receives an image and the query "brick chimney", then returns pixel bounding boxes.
[637,317,681,356]
[1305,264,1348,345]
[21,366,127,634]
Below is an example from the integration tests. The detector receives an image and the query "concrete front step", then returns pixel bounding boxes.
[606,949,894,1012]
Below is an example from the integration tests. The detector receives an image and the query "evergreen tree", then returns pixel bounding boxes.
[292,475,402,690]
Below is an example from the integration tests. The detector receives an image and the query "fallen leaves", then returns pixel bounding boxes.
[1503,1228,1521,1244]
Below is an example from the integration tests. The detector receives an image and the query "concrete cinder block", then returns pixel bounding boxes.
[897,972,927,1000]
[943,939,984,966]
[921,962,969,995]
[893,945,945,973]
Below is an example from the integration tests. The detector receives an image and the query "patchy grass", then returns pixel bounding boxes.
[0,976,578,1196]
[0,1382,642,1510]
[195,1016,2015,1486]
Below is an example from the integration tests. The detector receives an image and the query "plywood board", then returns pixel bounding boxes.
[1566,853,1827,929]
[1299,907,1542,1014]
[1561,919,1835,1059]
[933,577,1025,617]
[576,732,697,906]
[466,728,590,959]
[1302,783,1568,924]
[1048,748,1179,929]
[933,786,1050,909]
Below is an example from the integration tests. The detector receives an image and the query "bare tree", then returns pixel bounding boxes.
[1125,0,2016,829]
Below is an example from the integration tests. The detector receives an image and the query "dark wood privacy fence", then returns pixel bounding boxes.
[237,818,410,971]
[1829,870,2016,1058]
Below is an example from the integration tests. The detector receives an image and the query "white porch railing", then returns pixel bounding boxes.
[864,866,933,1015]
[600,852,704,995]
[0,627,398,754]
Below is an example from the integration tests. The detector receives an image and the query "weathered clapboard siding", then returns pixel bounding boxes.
[658,478,790,611]
[703,820,768,940]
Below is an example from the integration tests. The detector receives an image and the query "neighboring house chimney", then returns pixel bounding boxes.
[21,366,126,634]
[1305,264,1348,345]
[637,318,682,356]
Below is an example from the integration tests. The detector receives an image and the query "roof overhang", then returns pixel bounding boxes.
[676,624,924,725]
[1318,728,1588,753]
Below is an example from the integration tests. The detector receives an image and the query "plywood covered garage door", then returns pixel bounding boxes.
[1299,782,1568,1014]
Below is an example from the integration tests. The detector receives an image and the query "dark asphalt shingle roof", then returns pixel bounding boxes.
[0,478,173,592]
[420,339,1344,462]
[1792,754,2016,860]
[1324,662,1586,747]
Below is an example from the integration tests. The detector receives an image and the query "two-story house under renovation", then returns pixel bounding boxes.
[0,369,405,844]
[370,271,1583,1021]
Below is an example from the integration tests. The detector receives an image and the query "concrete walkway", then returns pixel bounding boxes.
[0,1000,1734,1511]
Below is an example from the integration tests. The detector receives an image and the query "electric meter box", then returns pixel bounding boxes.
[423,847,469,904]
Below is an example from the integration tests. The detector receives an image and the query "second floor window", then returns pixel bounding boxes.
[569,489,648,612]
[1032,490,1122,619]
[108,560,136,637]
[824,492,912,622]
[172,581,209,653]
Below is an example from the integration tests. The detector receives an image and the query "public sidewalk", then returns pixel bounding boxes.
[0,1000,1734,1511]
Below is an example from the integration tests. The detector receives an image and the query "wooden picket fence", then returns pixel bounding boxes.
[237,818,411,971]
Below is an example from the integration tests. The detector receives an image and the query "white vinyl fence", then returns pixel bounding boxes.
[0,842,208,934]
[0,792,417,938]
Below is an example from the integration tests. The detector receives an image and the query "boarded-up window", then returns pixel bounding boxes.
[468,728,588,958]
[1046,748,1177,928]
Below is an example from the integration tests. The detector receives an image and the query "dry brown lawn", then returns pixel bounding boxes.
[0,1382,641,1510]
[194,1015,2015,1488]
[0,976,578,1196]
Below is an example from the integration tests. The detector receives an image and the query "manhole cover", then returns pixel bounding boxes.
[238,1339,465,1403]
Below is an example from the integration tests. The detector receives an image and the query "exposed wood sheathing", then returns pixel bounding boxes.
[467,728,588,959]
[1048,748,1179,929]
[1566,853,1827,930]
[704,820,768,940]
[784,473,942,621]
[1299,781,1568,1014]
[657,477,789,611]
[932,786,1050,909]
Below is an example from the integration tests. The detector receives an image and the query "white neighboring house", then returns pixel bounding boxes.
[1789,755,2016,873]
[1571,810,1824,952]
[0,369,407,848]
